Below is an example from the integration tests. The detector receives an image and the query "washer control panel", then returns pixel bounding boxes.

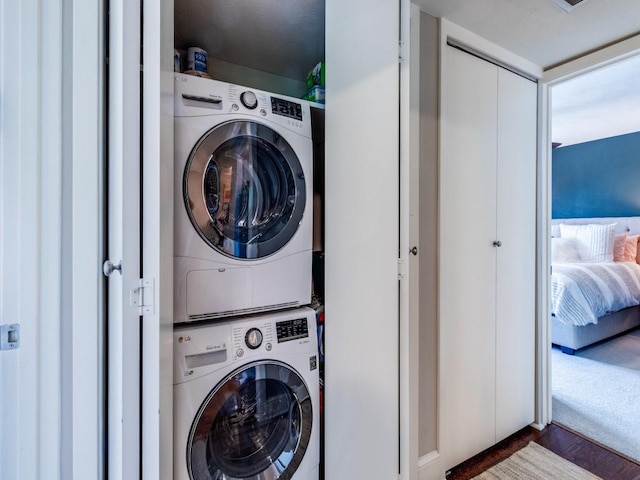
[276,317,309,343]
[232,321,274,360]
[173,308,317,384]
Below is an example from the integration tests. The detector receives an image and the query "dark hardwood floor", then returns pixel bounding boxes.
[446,423,640,480]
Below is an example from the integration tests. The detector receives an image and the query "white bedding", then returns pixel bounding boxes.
[551,262,640,326]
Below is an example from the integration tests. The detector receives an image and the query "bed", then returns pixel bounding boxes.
[550,216,640,354]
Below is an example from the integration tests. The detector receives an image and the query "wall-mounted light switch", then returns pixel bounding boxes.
[0,324,20,350]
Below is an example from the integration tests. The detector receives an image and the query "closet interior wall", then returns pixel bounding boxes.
[417,11,439,459]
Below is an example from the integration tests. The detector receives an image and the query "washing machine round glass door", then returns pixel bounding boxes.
[184,120,306,260]
[187,360,313,480]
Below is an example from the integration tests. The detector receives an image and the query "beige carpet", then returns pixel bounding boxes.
[472,442,601,480]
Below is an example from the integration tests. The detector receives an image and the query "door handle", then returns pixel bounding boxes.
[493,240,502,247]
[103,259,122,276]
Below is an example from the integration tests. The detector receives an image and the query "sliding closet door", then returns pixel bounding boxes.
[495,68,537,442]
[440,46,498,468]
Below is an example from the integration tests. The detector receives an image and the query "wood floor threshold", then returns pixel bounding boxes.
[445,423,640,480]
[551,420,640,467]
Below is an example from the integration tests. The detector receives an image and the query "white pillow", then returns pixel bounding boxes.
[559,223,616,263]
[551,237,582,263]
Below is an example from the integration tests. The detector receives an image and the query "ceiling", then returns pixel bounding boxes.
[415,0,640,69]
[416,0,640,147]
[551,54,640,146]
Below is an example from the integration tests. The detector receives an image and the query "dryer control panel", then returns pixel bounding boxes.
[174,73,312,138]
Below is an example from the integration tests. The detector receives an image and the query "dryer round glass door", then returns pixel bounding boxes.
[187,360,313,480]
[184,120,306,259]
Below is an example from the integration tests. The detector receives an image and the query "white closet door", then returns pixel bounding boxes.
[495,68,537,442]
[107,0,142,477]
[440,46,499,469]
[0,4,43,479]
[324,0,400,477]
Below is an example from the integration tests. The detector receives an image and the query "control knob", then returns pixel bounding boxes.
[240,91,258,109]
[245,328,263,349]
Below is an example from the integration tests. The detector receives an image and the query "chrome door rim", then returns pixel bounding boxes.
[183,120,306,260]
[187,360,313,480]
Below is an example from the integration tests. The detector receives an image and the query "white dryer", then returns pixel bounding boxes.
[174,73,313,323]
[173,307,320,480]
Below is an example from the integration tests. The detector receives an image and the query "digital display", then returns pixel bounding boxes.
[271,97,303,121]
[276,318,309,343]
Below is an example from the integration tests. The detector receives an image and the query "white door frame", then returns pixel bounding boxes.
[107,0,175,477]
[400,3,421,479]
[538,34,640,426]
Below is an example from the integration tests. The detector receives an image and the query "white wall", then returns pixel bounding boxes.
[206,57,307,97]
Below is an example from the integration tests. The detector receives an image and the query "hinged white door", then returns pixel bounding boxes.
[325,0,401,478]
[108,0,174,477]
[140,1,175,478]
[107,0,142,477]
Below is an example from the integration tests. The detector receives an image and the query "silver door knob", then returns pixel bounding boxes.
[493,241,502,247]
[103,260,122,277]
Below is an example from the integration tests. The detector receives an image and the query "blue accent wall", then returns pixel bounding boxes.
[552,131,640,218]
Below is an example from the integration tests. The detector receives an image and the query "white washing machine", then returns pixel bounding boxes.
[174,73,313,323]
[173,307,320,480]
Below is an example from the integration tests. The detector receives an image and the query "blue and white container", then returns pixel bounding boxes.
[174,49,185,72]
[187,47,207,73]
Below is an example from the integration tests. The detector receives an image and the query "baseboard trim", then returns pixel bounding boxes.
[418,450,445,480]
[530,422,547,431]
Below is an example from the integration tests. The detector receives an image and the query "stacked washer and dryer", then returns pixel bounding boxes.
[173,73,320,480]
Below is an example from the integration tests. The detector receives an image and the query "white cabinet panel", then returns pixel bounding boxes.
[440,45,537,470]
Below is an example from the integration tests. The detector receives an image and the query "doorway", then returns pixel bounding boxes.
[545,48,640,463]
